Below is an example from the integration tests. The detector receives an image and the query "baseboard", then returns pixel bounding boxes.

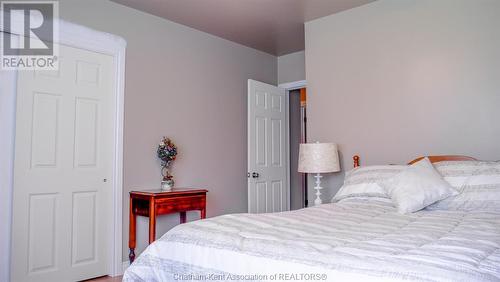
[121,260,130,274]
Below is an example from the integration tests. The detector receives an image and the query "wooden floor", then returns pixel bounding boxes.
[84,275,122,282]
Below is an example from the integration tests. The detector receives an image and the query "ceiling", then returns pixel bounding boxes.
[111,0,376,56]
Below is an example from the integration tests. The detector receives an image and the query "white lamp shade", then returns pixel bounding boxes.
[298,143,340,173]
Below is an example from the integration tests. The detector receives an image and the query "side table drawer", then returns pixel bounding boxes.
[156,195,205,214]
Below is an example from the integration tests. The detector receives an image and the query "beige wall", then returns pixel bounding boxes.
[305,0,500,200]
[59,0,277,261]
[278,50,305,84]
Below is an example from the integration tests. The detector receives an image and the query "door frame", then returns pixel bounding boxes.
[278,80,307,91]
[277,80,307,210]
[0,14,126,279]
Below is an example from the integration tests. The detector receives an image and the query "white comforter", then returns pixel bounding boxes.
[123,198,500,282]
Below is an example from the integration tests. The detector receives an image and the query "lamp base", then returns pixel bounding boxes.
[313,173,323,206]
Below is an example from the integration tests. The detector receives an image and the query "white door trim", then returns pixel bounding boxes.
[0,58,17,282]
[0,15,126,279]
[278,80,307,91]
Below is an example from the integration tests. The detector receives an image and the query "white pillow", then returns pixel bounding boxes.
[381,158,457,214]
[332,165,406,202]
[428,161,500,211]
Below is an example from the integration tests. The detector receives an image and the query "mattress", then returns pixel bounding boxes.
[123,198,500,282]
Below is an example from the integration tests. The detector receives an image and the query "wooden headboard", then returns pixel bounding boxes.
[353,155,477,168]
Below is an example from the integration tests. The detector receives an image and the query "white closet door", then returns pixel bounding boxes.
[247,79,289,213]
[11,43,115,282]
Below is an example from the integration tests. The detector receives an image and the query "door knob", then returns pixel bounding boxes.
[252,172,259,178]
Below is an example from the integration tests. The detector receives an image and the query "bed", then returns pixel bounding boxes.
[123,156,500,282]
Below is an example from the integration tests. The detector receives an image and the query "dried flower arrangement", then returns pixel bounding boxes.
[157,137,177,189]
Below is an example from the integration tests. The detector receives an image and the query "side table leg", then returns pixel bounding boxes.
[129,197,136,264]
[180,211,186,224]
[201,208,206,219]
[148,199,156,244]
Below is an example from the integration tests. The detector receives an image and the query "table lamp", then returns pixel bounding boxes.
[298,142,340,206]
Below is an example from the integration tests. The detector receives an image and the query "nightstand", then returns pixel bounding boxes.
[128,188,208,263]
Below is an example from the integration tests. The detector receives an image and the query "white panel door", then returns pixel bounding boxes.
[248,79,289,213]
[11,44,114,282]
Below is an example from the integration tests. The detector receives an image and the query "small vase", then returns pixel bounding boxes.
[161,179,174,191]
